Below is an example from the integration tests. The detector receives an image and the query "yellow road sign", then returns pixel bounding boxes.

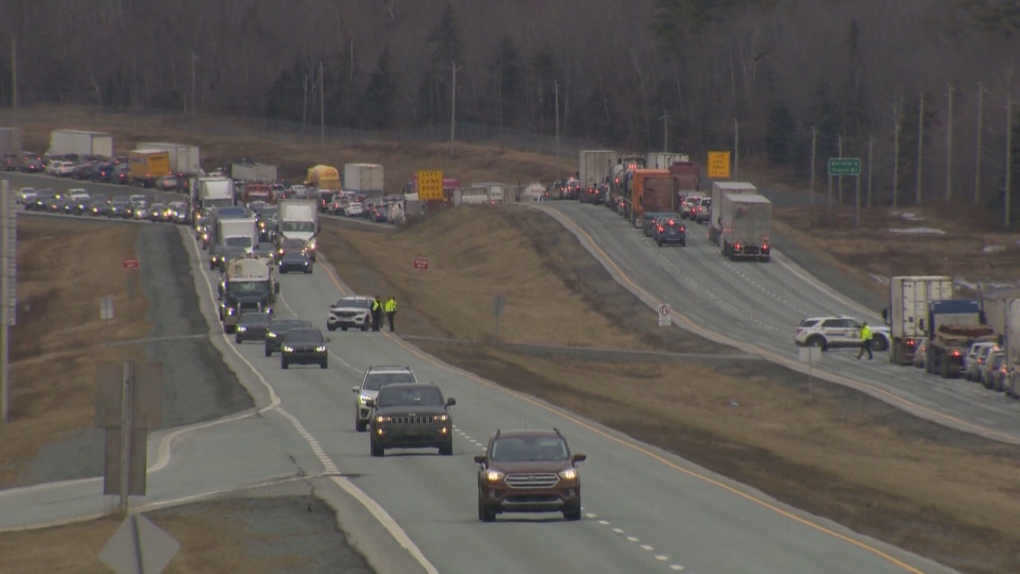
[417,170,444,200]
[707,151,731,179]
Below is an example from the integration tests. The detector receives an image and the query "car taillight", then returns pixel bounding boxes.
[762,243,770,251]
[952,350,961,357]
[680,226,686,232]
[907,340,916,347]
[735,243,741,250]
[796,328,803,335]
[657,226,663,232]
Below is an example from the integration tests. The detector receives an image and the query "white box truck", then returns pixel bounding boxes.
[137,142,201,175]
[884,276,955,365]
[343,163,384,196]
[230,161,277,182]
[216,217,259,252]
[199,177,235,210]
[578,150,620,187]
[645,152,688,170]
[48,129,113,158]
[709,181,757,244]
[718,193,772,262]
[277,199,319,260]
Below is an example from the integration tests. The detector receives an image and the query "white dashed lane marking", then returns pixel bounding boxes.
[593,514,689,571]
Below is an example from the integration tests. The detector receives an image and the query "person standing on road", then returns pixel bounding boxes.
[371,296,383,332]
[384,296,397,332]
[856,321,873,360]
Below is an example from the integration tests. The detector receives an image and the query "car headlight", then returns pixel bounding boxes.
[559,469,578,481]
[485,470,505,482]
[359,394,370,404]
[268,332,277,338]
[315,345,326,352]
[237,326,247,332]
[282,345,294,353]
[227,307,236,315]
[375,415,392,423]
[436,414,448,422]
[307,239,316,250]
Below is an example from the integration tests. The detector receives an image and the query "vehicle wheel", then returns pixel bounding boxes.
[235,336,242,344]
[439,440,453,456]
[320,359,328,369]
[940,356,950,378]
[355,419,367,432]
[264,347,272,357]
[327,325,336,331]
[872,336,889,352]
[341,326,349,332]
[680,241,686,247]
[656,239,663,247]
[563,502,582,522]
[281,359,289,369]
[278,269,286,274]
[478,495,496,523]
[361,324,369,332]
[370,440,385,457]
[806,336,826,351]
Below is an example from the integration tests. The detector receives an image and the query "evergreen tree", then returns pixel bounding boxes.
[764,102,795,165]
[427,3,463,66]
[492,36,521,128]
[363,46,395,130]
[266,60,305,122]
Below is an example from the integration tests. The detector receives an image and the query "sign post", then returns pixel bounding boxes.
[707,152,731,180]
[798,346,822,400]
[123,258,139,298]
[828,158,862,226]
[1,179,14,424]
[658,304,672,327]
[417,170,444,201]
[492,293,505,339]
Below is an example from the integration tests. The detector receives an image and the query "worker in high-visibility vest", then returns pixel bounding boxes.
[856,322,874,360]
[384,297,397,332]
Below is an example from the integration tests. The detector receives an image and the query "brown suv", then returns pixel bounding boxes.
[474,428,587,522]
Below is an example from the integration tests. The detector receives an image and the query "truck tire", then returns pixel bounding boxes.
[890,343,900,364]
[940,355,950,378]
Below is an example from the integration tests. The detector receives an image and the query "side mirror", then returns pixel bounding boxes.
[446,398,456,406]
[473,455,487,465]
[572,453,587,463]
[364,399,376,408]
[275,283,281,294]
[351,387,359,393]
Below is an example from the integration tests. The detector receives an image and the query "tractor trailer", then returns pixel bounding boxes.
[884,276,954,365]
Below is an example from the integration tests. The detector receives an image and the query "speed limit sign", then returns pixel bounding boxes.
[658,304,671,326]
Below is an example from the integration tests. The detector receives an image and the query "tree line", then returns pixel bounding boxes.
[1,0,1018,216]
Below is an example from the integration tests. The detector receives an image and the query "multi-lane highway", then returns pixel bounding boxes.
[537,202,1020,445]
[0,172,957,573]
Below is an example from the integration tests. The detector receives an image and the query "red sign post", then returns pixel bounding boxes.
[123,258,139,270]
[412,257,429,271]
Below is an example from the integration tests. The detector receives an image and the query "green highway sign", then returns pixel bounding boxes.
[828,157,862,176]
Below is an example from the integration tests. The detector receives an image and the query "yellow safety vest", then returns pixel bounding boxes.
[860,325,873,341]
[385,299,396,313]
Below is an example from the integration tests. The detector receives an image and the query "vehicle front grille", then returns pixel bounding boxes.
[505,473,559,489]
[334,311,358,318]
[238,302,262,312]
[391,415,437,425]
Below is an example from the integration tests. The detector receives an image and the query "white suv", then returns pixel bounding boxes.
[795,316,890,352]
[964,342,1000,382]
[351,366,418,431]
[327,295,376,332]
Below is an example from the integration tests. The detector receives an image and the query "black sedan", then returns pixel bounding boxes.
[278,250,313,274]
[280,328,330,369]
[264,318,313,356]
[109,198,134,218]
[235,312,273,343]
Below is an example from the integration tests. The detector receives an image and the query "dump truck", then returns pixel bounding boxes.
[304,165,341,191]
[198,177,235,210]
[718,193,772,262]
[230,161,277,182]
[137,142,201,175]
[579,150,620,187]
[48,129,113,158]
[925,299,993,378]
[219,257,279,333]
[629,169,674,227]
[709,181,757,244]
[343,163,385,196]
[128,149,171,188]
[277,199,319,260]
[883,276,955,365]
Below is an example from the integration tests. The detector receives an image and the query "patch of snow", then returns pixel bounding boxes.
[983,245,1005,253]
[899,212,924,221]
[869,273,890,285]
[887,227,946,235]
[955,277,1020,291]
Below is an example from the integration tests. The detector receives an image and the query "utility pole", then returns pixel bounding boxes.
[867,135,875,208]
[733,119,740,180]
[118,362,134,514]
[1,180,10,424]
[893,101,901,208]
[660,111,669,152]
[1007,93,1013,227]
[975,83,984,205]
[916,94,925,204]
[554,80,561,181]
[837,134,844,206]
[190,51,197,127]
[10,36,17,124]
[809,126,817,206]
[946,82,953,201]
[449,61,458,158]
[319,61,325,154]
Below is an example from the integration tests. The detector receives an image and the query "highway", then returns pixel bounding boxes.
[0,171,957,573]
[537,201,1020,444]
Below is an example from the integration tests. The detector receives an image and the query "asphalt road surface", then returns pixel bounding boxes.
[0,172,959,573]
[537,202,1020,446]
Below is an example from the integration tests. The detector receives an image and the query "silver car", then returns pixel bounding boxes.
[351,366,418,432]
[981,351,1004,390]
[964,342,999,382]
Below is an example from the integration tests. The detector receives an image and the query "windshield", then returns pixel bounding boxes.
[269,320,303,333]
[286,329,323,343]
[337,298,372,309]
[224,237,253,249]
[491,436,569,462]
[281,221,316,233]
[377,386,443,407]
[363,373,417,391]
[240,313,271,325]
[226,281,269,296]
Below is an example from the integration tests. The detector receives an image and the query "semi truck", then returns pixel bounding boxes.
[669,157,700,196]
[304,165,341,191]
[579,150,620,187]
[137,142,201,175]
[219,257,279,333]
[925,299,994,378]
[48,129,113,158]
[646,152,687,169]
[883,276,955,365]
[128,149,171,188]
[277,199,319,260]
[718,193,772,262]
[343,163,384,196]
[216,217,259,253]
[199,177,236,210]
[230,161,277,182]
[709,182,757,243]
[629,169,674,227]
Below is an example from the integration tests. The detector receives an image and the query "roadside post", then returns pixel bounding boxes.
[827,158,862,226]
[101,295,115,345]
[1,179,14,424]
[124,258,140,298]
[493,293,505,339]
[799,346,822,399]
